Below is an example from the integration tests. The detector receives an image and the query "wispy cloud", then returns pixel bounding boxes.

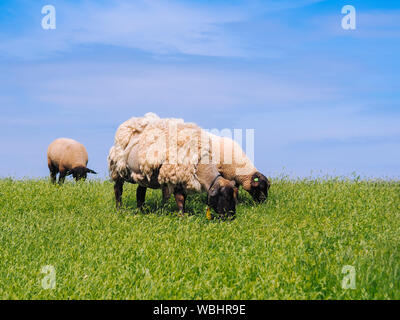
[0,0,324,59]
[2,59,340,117]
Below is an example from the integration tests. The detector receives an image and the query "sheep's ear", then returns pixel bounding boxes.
[208,187,219,208]
[86,168,97,174]
[208,184,219,198]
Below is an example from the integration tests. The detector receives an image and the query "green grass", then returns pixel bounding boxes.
[0,177,399,299]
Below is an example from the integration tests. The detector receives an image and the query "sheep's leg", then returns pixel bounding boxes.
[174,190,187,215]
[50,172,57,184]
[48,165,58,184]
[114,179,124,209]
[136,185,147,210]
[162,186,171,206]
[58,170,67,185]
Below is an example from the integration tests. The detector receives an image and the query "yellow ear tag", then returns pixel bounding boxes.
[206,207,212,220]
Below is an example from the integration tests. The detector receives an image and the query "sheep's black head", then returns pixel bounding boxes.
[208,176,238,219]
[248,172,271,202]
[71,166,97,181]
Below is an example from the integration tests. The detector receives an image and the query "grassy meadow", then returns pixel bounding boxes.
[0,177,399,299]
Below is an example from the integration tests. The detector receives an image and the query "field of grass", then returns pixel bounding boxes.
[0,177,399,299]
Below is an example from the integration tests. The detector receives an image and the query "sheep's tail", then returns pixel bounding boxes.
[107,144,128,181]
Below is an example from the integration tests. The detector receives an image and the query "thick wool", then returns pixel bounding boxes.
[108,114,211,193]
[108,112,163,180]
[207,133,257,191]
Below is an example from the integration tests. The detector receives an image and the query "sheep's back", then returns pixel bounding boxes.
[208,133,256,180]
[131,121,207,192]
[47,138,88,169]
[108,114,211,192]
[114,112,160,149]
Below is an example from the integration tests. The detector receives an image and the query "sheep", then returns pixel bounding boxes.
[207,133,271,202]
[107,113,238,218]
[47,138,97,184]
[160,132,271,203]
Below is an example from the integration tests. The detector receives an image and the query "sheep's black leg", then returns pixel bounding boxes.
[49,165,58,184]
[114,179,124,209]
[162,186,171,206]
[50,172,57,184]
[136,185,147,210]
[58,170,67,185]
[174,189,187,215]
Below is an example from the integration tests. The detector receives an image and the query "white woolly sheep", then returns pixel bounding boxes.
[47,138,97,184]
[207,133,271,202]
[107,113,238,218]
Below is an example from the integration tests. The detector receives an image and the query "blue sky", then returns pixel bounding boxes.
[0,0,399,179]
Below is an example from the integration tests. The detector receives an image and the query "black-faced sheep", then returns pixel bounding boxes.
[47,138,97,184]
[207,133,271,202]
[160,132,271,203]
[107,113,238,219]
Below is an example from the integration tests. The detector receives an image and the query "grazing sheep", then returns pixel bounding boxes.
[108,113,238,218]
[207,133,271,202]
[47,138,97,184]
[160,132,271,203]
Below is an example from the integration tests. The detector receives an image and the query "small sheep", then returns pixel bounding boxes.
[47,138,97,184]
[207,133,271,202]
[108,113,238,218]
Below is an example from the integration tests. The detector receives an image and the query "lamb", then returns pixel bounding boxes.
[107,113,238,218]
[47,138,97,184]
[207,133,271,202]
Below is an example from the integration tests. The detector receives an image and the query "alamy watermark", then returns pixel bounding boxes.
[41,5,56,30]
[341,5,356,30]
[341,265,356,289]
[40,5,357,32]
[40,265,56,289]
